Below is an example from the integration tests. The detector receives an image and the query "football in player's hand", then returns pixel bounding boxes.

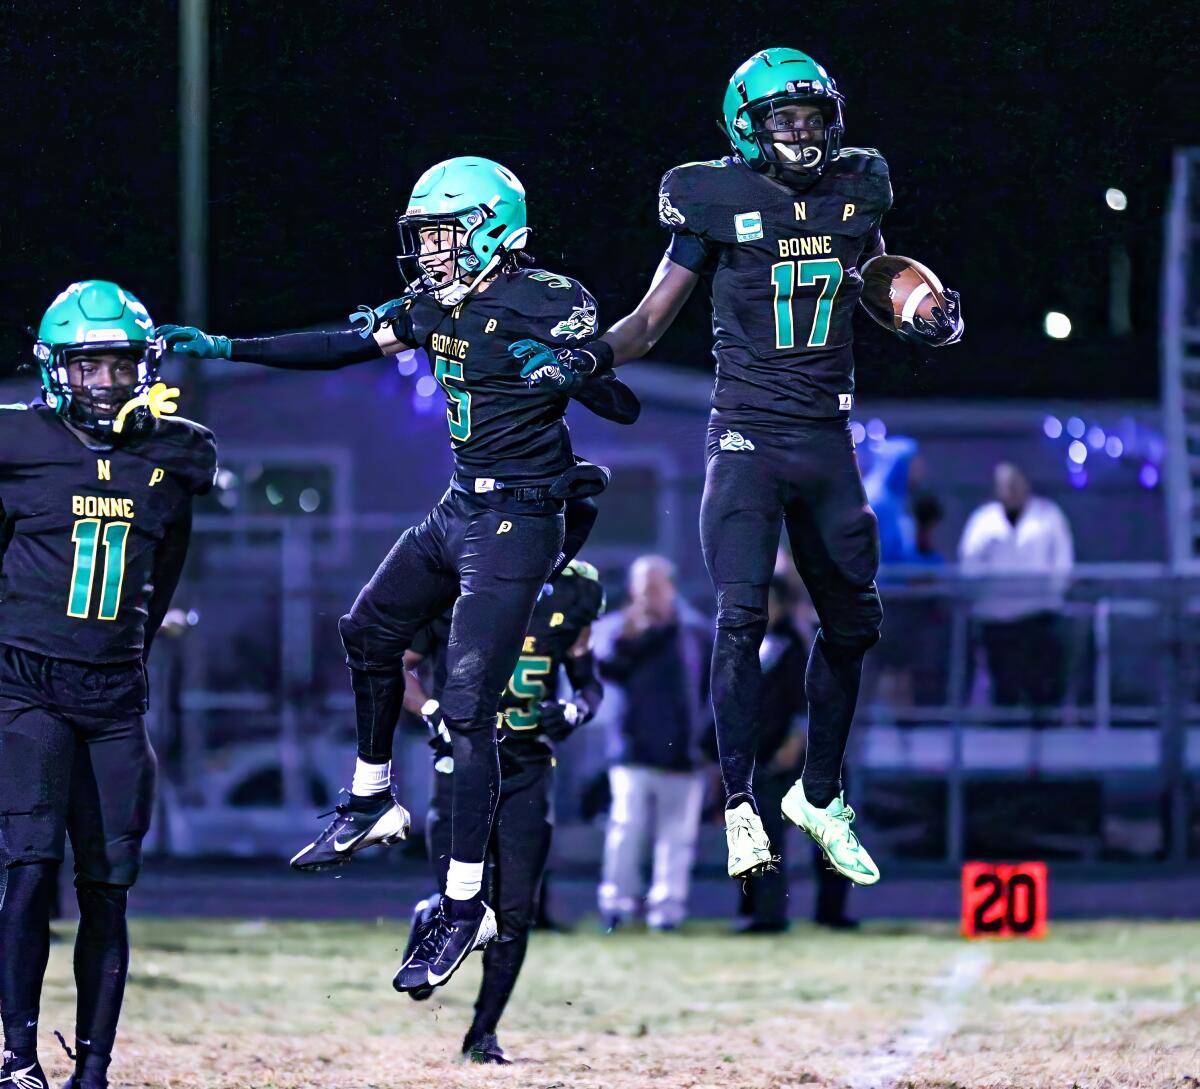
[859,254,950,334]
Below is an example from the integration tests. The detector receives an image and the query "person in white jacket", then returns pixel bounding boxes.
[958,462,1075,708]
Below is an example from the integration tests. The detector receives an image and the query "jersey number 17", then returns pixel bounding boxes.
[770,258,844,349]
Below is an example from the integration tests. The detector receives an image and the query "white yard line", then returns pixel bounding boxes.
[849,946,992,1089]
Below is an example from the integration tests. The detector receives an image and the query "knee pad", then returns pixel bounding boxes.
[75,843,143,890]
[75,880,130,919]
[714,584,769,637]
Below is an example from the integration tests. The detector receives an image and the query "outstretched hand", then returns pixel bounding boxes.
[155,324,233,359]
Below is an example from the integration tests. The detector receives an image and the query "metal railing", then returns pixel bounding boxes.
[145,519,1200,869]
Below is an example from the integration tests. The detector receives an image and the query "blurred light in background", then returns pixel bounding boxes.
[1043,416,1063,439]
[1139,463,1159,489]
[850,421,866,445]
[1087,425,1107,450]
[1067,416,1086,439]
[415,375,438,398]
[265,483,284,507]
[1069,467,1088,488]
[395,350,419,377]
[1068,440,1088,464]
[866,418,887,441]
[298,487,321,513]
[1044,311,1072,339]
[1105,187,1128,211]
[1105,436,1124,458]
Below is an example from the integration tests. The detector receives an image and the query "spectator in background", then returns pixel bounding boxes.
[595,556,712,931]
[959,462,1075,707]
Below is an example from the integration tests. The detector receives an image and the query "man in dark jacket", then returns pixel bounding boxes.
[595,556,712,929]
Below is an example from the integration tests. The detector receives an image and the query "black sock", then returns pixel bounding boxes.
[73,882,130,1060]
[348,666,404,764]
[800,632,866,808]
[444,894,484,922]
[468,934,528,1041]
[726,791,759,815]
[447,722,499,866]
[0,861,56,1055]
[710,621,767,801]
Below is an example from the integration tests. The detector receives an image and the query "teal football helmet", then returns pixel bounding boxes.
[723,48,845,185]
[397,156,530,306]
[33,280,162,441]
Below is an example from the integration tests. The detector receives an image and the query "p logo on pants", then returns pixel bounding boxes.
[497,520,513,535]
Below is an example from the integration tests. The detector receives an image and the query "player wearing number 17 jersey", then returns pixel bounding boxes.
[0,281,215,1089]
[522,48,962,885]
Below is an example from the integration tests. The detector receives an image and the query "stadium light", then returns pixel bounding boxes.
[1068,440,1087,464]
[1105,187,1128,211]
[1044,311,1072,339]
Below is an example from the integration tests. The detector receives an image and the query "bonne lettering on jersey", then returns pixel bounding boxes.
[72,495,136,519]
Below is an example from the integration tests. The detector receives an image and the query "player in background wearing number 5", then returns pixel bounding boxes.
[520,49,962,886]
[0,281,216,1089]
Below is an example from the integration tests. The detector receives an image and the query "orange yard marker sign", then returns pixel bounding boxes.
[961,862,1048,939]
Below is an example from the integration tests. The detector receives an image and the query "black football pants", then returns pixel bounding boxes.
[339,485,563,866]
[700,415,882,809]
[0,646,153,1062]
[426,746,554,1038]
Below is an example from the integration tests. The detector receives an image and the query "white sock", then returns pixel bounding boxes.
[351,758,391,797]
[445,859,485,901]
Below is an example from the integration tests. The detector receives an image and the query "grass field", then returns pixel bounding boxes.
[35,918,1199,1089]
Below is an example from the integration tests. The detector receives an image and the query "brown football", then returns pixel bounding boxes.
[860,254,948,332]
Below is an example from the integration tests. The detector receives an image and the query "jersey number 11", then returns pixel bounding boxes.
[68,518,130,621]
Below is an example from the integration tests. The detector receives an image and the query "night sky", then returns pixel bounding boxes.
[3,0,1197,399]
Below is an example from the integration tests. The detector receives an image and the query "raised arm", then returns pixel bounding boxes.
[155,297,419,371]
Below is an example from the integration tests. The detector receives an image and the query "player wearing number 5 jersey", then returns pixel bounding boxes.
[0,281,215,1089]
[521,49,962,886]
[156,156,638,993]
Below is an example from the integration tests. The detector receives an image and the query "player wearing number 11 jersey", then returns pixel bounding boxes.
[0,281,215,1089]
[521,48,962,886]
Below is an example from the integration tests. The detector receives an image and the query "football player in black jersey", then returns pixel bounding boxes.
[521,49,961,885]
[400,557,605,1063]
[0,281,216,1089]
[156,156,638,991]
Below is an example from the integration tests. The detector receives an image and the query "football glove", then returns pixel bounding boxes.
[536,699,583,742]
[421,699,454,770]
[156,324,232,359]
[898,288,963,348]
[509,339,613,392]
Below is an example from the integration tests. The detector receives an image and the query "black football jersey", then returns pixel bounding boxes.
[659,149,892,421]
[0,403,216,663]
[412,562,606,760]
[379,268,600,487]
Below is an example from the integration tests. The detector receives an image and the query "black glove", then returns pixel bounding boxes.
[536,699,584,742]
[898,288,963,347]
[421,699,454,768]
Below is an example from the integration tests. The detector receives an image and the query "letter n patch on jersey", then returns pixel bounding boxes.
[97,459,112,481]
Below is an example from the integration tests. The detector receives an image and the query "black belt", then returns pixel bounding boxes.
[454,475,551,502]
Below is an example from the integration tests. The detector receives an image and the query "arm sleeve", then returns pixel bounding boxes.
[143,508,192,661]
[572,369,641,424]
[227,325,386,371]
[666,232,716,274]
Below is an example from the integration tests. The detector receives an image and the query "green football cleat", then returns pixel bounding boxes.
[725,801,774,878]
[781,782,880,886]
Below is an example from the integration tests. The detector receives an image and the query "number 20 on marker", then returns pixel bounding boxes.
[961,861,1048,939]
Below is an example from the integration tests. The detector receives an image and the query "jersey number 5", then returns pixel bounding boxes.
[771,258,844,349]
[505,655,552,730]
[434,355,472,443]
[68,518,130,621]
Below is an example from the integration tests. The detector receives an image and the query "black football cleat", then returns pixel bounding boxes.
[393,899,496,993]
[404,893,441,1001]
[1,1051,48,1089]
[289,788,410,872]
[462,1032,512,1065]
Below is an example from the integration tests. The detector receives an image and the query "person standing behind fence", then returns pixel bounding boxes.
[595,556,712,930]
[959,462,1074,708]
